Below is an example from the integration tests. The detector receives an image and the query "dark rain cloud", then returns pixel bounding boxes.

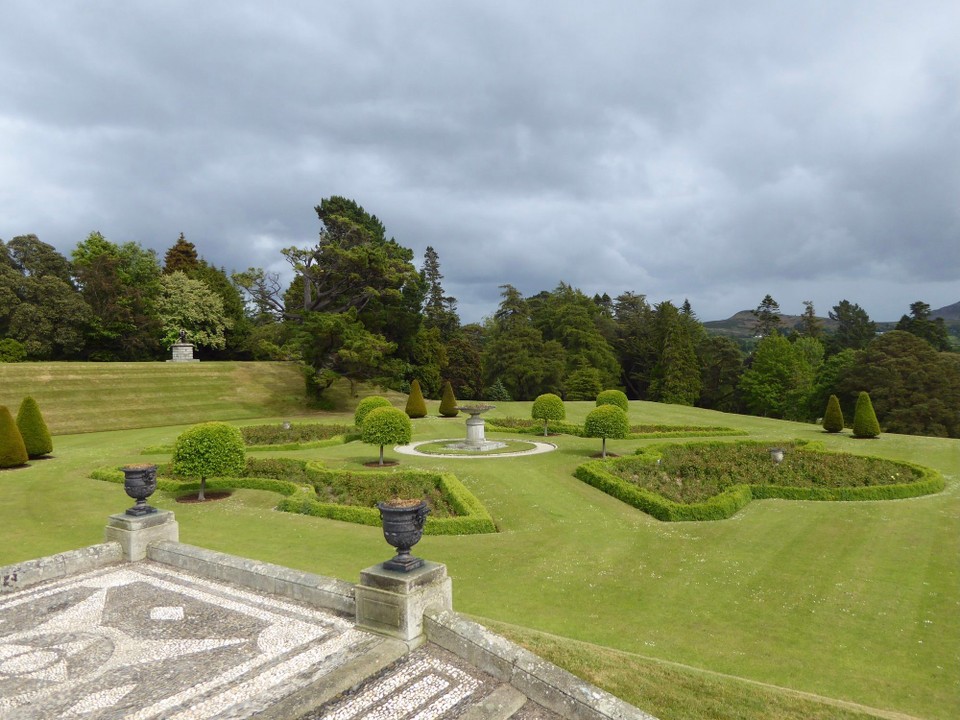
[2,1,958,323]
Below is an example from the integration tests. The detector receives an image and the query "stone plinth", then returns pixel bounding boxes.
[355,561,452,644]
[104,509,179,561]
[168,342,198,362]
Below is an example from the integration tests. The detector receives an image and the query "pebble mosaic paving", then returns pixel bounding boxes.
[0,563,383,720]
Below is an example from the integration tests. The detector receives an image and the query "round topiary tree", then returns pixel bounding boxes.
[852,391,881,439]
[0,406,29,468]
[822,394,845,434]
[583,404,630,458]
[16,396,53,458]
[531,393,565,436]
[405,379,427,419]
[361,406,412,466]
[172,422,246,501]
[595,389,629,412]
[438,381,459,418]
[355,395,392,427]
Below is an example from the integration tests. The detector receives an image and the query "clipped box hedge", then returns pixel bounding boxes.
[92,459,496,535]
[574,442,945,522]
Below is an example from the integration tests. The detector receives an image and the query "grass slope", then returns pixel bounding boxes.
[0,361,310,434]
[0,394,956,720]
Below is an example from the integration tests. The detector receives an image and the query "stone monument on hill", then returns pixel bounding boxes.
[168,328,199,362]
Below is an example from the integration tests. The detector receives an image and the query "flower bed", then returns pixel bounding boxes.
[574,440,944,521]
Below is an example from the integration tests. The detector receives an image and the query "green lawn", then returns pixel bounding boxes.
[1,395,957,720]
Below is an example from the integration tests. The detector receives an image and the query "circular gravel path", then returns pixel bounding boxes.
[394,439,557,458]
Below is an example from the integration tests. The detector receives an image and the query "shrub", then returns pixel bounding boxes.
[439,381,459,417]
[583,404,630,458]
[596,389,629,412]
[405,379,427,418]
[853,391,881,438]
[564,367,603,401]
[531,393,565,436]
[485,378,512,402]
[172,422,246,500]
[0,406,28,468]
[822,394,844,433]
[354,396,392,427]
[362,406,412,465]
[15,396,53,458]
[0,338,26,363]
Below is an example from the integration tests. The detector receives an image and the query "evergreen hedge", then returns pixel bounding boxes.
[575,446,943,522]
[596,389,629,411]
[16,396,53,458]
[0,406,28,468]
[822,394,844,433]
[439,381,459,417]
[405,379,427,418]
[853,391,881,438]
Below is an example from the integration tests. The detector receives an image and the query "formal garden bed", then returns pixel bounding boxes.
[91,457,496,534]
[142,422,360,454]
[575,440,945,521]
[486,417,745,439]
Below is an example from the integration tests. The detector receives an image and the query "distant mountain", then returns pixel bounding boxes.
[704,301,960,340]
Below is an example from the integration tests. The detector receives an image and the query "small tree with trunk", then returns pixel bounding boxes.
[531,393,565,436]
[596,389,629,412]
[361,406,412,465]
[583,405,630,458]
[822,394,844,433]
[852,391,881,439]
[355,395,392,427]
[172,422,245,501]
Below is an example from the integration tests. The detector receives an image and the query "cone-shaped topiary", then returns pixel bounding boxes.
[405,379,427,418]
[583,404,630,458]
[439,381,459,417]
[16,396,53,458]
[852,391,881,439]
[531,393,565,436]
[355,395,392,427]
[0,406,29,468]
[172,422,245,501]
[362,406,412,465]
[822,394,844,433]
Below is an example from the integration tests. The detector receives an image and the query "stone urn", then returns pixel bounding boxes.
[377,499,430,572]
[122,464,158,516]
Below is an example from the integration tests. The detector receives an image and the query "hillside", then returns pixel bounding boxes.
[704,301,960,340]
[0,361,310,434]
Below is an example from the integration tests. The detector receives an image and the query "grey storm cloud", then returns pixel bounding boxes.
[1,1,958,323]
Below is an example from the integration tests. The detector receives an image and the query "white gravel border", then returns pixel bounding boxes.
[393,439,557,458]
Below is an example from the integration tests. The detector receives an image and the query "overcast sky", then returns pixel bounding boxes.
[2,1,958,323]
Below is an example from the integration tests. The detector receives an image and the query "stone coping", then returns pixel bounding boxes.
[424,608,657,720]
[147,541,356,616]
[394,440,558,458]
[0,542,123,594]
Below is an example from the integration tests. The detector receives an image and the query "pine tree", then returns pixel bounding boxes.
[420,246,459,337]
[405,379,428,418]
[852,391,881,438]
[163,233,200,274]
[0,406,29,468]
[439,381,459,417]
[752,294,782,337]
[822,394,844,433]
[16,396,53,457]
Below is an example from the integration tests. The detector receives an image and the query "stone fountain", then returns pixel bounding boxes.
[445,404,506,452]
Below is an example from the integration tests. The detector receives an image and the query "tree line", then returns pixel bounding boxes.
[3,196,958,438]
